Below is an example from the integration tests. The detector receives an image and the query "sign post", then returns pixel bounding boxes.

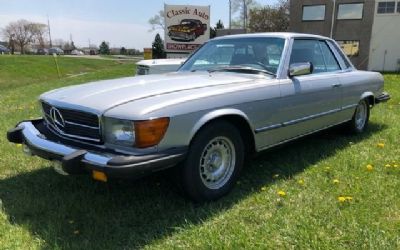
[143,48,153,59]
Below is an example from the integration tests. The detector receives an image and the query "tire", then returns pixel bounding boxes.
[180,121,244,202]
[347,99,370,134]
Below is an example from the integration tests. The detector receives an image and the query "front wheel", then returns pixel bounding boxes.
[347,99,370,134]
[180,121,244,202]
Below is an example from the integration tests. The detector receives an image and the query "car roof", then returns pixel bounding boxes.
[213,32,332,41]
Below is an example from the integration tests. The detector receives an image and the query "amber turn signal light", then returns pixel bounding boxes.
[92,170,108,182]
[134,117,170,148]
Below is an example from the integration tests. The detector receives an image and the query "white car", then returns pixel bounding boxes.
[71,50,84,55]
[136,58,186,75]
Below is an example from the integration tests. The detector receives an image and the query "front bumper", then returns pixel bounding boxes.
[375,91,391,104]
[7,119,187,179]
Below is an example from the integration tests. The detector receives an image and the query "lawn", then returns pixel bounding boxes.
[0,55,399,249]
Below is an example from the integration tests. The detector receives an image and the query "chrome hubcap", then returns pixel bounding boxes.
[199,136,236,189]
[355,101,367,130]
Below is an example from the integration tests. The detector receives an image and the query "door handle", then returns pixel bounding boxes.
[332,83,342,88]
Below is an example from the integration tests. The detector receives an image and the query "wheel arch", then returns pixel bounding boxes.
[189,109,256,155]
[360,91,375,106]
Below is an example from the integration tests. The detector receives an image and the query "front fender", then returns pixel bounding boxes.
[360,91,375,105]
[189,108,253,142]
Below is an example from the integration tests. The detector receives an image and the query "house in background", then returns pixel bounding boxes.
[290,0,400,71]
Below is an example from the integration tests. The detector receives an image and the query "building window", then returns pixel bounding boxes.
[337,3,364,19]
[302,5,326,21]
[377,1,395,13]
[397,1,400,12]
[336,41,360,57]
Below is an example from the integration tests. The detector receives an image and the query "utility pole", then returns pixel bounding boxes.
[229,0,232,29]
[242,0,248,31]
[243,0,246,30]
[47,14,52,47]
[330,0,336,38]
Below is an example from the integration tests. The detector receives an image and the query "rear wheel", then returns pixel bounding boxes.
[180,121,244,202]
[347,99,370,134]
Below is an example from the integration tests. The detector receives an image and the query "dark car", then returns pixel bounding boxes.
[37,48,49,55]
[48,47,64,55]
[0,45,10,54]
[168,19,208,41]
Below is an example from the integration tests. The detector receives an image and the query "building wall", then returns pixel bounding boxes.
[289,0,334,36]
[368,1,400,71]
[289,0,375,70]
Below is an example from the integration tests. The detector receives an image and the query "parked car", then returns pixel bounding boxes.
[7,33,390,202]
[36,48,49,55]
[168,19,207,41]
[0,45,10,54]
[136,58,187,75]
[48,47,64,55]
[71,49,84,55]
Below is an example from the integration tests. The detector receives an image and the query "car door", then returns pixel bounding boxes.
[270,39,343,143]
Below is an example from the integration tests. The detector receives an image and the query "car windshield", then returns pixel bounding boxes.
[179,37,285,75]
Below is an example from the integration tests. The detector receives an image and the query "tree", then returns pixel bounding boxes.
[2,25,16,54]
[216,20,225,30]
[53,38,66,47]
[30,22,48,48]
[2,19,37,54]
[99,41,110,55]
[148,10,165,31]
[152,33,165,59]
[210,20,225,39]
[231,0,260,29]
[120,47,127,55]
[248,0,289,33]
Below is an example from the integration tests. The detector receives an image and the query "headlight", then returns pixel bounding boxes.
[104,117,170,148]
[104,118,135,146]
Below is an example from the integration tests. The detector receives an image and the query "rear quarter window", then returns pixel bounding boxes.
[328,40,352,69]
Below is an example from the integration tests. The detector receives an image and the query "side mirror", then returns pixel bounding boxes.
[288,62,313,77]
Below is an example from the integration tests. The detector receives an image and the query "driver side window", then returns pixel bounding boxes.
[290,39,341,74]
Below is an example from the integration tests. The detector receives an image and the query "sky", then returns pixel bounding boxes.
[0,0,278,49]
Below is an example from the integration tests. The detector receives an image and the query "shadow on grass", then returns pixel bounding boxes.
[0,122,387,249]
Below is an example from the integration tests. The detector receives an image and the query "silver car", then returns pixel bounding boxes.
[7,33,390,202]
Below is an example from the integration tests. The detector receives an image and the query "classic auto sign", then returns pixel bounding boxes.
[164,4,210,53]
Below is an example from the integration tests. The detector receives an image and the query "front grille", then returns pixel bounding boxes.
[42,102,101,143]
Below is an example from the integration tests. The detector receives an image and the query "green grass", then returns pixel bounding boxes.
[0,55,399,249]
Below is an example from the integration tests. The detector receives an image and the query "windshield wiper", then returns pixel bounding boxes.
[207,66,276,77]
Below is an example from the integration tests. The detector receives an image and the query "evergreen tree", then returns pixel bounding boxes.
[152,33,166,59]
[99,41,110,55]
[210,20,225,38]
[120,47,127,55]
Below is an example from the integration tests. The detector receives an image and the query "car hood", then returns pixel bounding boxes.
[41,72,268,114]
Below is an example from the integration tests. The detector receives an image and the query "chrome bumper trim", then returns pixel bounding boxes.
[20,121,110,166]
